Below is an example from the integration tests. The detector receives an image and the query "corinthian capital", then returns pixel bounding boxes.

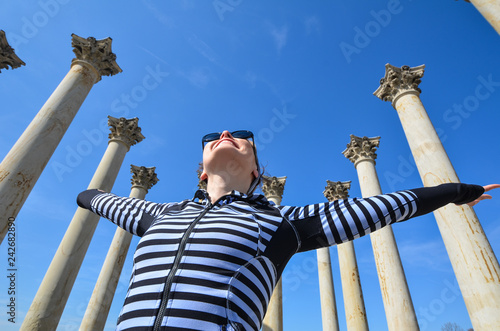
[373,64,425,106]
[71,34,122,82]
[262,175,287,203]
[323,181,351,202]
[0,30,25,72]
[343,134,380,166]
[108,116,145,149]
[130,165,159,192]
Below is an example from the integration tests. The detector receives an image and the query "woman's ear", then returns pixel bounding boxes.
[252,169,259,179]
[200,172,208,181]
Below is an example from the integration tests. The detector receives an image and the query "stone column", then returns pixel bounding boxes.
[343,135,419,331]
[80,165,159,331]
[316,181,350,331]
[465,0,500,35]
[324,181,369,331]
[262,175,286,331]
[374,64,500,330]
[21,117,144,331]
[0,34,121,244]
[0,30,25,72]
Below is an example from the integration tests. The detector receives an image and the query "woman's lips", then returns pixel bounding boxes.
[214,138,239,149]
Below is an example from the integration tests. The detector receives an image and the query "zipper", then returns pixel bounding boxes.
[152,200,214,331]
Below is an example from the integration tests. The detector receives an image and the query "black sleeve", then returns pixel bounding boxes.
[409,183,484,217]
[77,189,102,209]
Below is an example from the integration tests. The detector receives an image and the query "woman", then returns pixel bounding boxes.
[77,130,497,331]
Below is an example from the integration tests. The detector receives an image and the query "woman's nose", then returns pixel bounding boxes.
[220,131,233,139]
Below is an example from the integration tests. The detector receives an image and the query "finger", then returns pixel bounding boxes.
[484,184,500,192]
[478,194,492,201]
[466,194,492,207]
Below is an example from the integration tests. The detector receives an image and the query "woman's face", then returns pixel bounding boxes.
[201,131,258,182]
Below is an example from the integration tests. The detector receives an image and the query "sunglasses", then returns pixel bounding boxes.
[201,130,261,193]
[201,130,254,150]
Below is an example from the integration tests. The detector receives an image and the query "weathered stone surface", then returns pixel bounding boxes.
[468,0,500,35]
[0,35,122,244]
[344,133,419,331]
[378,65,500,329]
[21,118,143,331]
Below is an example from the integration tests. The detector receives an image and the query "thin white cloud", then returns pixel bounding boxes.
[142,0,176,28]
[188,34,218,63]
[137,46,170,65]
[270,25,288,53]
[180,0,196,10]
[187,67,211,88]
[398,239,451,272]
[244,71,257,88]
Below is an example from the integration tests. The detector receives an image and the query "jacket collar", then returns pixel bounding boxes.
[193,189,272,207]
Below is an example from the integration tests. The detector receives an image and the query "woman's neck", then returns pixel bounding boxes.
[205,173,252,203]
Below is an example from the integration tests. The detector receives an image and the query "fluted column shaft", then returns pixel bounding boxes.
[262,175,286,331]
[469,0,500,35]
[337,242,368,330]
[374,63,500,330]
[324,180,368,331]
[316,248,338,331]
[0,34,121,244]
[317,181,351,331]
[344,135,418,331]
[21,117,143,331]
[80,166,158,331]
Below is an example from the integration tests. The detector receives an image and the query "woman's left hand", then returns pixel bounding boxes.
[466,184,500,207]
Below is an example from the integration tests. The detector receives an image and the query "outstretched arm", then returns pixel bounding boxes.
[407,183,486,217]
[77,189,172,236]
[280,183,495,252]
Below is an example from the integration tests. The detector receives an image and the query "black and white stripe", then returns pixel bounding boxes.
[84,189,419,330]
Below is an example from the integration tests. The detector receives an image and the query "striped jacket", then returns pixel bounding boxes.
[77,183,483,330]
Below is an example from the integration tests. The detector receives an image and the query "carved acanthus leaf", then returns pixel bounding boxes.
[71,34,122,80]
[0,30,25,72]
[131,165,159,191]
[343,134,380,165]
[262,175,287,200]
[374,64,425,103]
[108,116,145,148]
[323,180,351,202]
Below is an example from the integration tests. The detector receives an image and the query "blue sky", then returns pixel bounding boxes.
[1,1,500,330]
